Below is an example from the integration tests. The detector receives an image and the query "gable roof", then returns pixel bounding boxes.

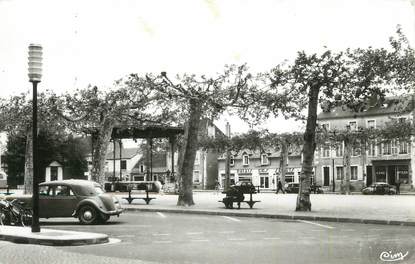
[106,148,141,160]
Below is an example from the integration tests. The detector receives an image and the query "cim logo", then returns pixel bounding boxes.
[379,251,409,262]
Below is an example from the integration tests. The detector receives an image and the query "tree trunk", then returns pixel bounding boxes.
[24,129,33,194]
[296,86,320,211]
[177,100,202,206]
[91,118,115,185]
[343,137,352,194]
[280,140,288,187]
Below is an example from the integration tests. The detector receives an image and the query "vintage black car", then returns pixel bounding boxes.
[233,181,257,194]
[285,183,323,194]
[362,182,396,195]
[5,180,123,224]
[285,183,300,193]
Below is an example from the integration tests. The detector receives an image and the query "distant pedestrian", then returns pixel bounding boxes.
[396,180,401,195]
[276,180,285,194]
[215,179,221,194]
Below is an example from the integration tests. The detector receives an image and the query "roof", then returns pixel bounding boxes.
[318,96,414,120]
[218,149,302,160]
[106,148,140,160]
[111,125,184,139]
[133,153,168,169]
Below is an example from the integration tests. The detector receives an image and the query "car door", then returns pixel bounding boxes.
[42,185,78,217]
[39,185,53,218]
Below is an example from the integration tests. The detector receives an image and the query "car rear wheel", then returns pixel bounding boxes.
[78,205,98,225]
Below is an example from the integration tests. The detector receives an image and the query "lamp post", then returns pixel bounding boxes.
[28,44,42,233]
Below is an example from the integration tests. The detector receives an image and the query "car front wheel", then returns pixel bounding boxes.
[78,205,98,225]
[98,213,110,224]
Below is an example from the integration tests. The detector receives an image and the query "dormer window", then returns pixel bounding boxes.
[230,155,235,166]
[242,153,249,166]
[261,154,269,165]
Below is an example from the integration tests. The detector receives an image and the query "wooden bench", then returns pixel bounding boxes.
[122,183,156,205]
[219,189,260,209]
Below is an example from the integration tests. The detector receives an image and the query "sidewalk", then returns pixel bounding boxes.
[0,226,109,246]
[117,191,415,226]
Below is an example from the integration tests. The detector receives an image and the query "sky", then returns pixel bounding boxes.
[0,0,414,136]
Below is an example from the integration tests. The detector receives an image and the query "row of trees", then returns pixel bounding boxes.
[200,118,413,196]
[0,28,414,211]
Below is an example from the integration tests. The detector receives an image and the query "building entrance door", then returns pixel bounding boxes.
[388,166,396,185]
[323,167,330,186]
[366,166,372,186]
[51,167,58,181]
[260,176,269,188]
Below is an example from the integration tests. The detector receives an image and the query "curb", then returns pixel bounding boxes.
[124,207,415,227]
[0,227,109,246]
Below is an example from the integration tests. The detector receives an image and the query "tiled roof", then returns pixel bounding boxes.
[318,96,414,120]
[218,148,301,160]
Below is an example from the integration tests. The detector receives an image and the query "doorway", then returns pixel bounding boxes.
[388,166,396,185]
[366,166,372,186]
[323,167,330,186]
[260,176,269,188]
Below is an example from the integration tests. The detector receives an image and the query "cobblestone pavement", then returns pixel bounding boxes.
[0,241,158,264]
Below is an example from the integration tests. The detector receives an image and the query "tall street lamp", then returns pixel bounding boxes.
[28,44,42,233]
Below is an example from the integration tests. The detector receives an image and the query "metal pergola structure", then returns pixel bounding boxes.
[110,125,184,183]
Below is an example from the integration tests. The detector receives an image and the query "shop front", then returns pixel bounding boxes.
[237,168,253,183]
[258,168,271,189]
[372,160,411,189]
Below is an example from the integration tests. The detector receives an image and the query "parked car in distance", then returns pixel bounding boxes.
[285,183,300,193]
[310,184,324,194]
[5,179,122,224]
[233,181,257,194]
[362,182,396,195]
[285,183,324,194]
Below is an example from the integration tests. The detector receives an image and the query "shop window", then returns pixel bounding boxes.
[351,166,358,180]
[336,167,344,180]
[398,165,409,184]
[285,172,294,183]
[375,166,386,182]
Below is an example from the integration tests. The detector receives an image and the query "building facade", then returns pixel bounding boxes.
[218,150,304,190]
[105,147,142,182]
[315,96,414,192]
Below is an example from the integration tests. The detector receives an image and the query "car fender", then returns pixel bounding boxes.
[73,198,103,217]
